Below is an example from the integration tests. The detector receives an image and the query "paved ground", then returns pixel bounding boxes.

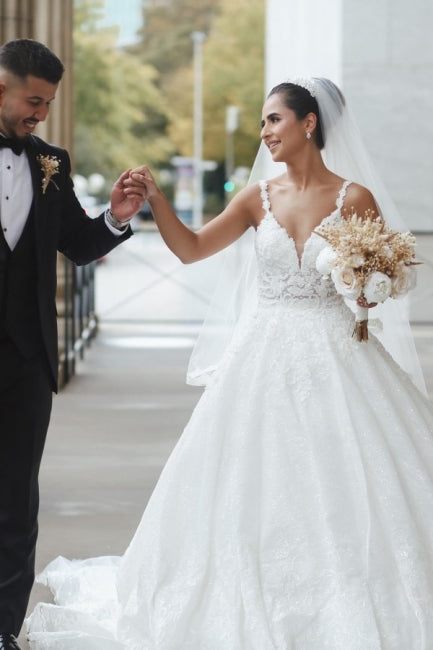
[19,223,433,647]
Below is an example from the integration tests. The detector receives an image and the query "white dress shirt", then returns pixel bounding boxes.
[0,147,33,250]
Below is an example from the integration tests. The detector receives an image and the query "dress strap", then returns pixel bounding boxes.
[335,180,351,211]
[260,178,350,214]
[259,180,271,214]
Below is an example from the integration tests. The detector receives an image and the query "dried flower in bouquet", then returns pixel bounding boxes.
[315,210,418,341]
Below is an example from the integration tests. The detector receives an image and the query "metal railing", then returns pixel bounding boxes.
[57,255,97,388]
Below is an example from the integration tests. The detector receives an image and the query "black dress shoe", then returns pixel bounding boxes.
[0,634,22,650]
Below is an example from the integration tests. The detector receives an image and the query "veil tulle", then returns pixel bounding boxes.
[187,77,426,395]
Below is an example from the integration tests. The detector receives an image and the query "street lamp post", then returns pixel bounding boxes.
[225,105,240,181]
[191,31,206,230]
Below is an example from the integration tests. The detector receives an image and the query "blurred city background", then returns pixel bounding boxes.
[1,1,433,644]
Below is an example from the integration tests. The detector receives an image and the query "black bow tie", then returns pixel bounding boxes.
[0,137,28,156]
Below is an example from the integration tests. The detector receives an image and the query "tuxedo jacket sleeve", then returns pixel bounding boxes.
[28,136,132,264]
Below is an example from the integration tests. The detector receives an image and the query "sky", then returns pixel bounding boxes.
[97,0,144,46]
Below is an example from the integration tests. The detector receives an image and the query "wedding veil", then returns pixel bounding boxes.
[187,77,426,395]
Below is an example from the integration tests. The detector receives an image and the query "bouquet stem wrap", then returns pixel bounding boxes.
[353,305,369,342]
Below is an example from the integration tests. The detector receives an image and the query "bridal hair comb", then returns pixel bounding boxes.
[287,77,317,98]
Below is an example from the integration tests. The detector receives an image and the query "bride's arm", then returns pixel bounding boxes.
[125,166,258,264]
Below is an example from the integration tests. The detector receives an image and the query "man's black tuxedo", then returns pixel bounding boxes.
[2,135,131,390]
[0,135,132,634]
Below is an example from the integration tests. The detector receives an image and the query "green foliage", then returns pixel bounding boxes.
[73,0,264,197]
[133,0,220,75]
[165,0,264,168]
[74,0,106,32]
[73,0,174,187]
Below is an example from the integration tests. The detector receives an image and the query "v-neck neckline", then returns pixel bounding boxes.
[258,179,350,268]
[268,208,340,268]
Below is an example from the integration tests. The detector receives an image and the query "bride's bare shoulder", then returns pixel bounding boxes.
[229,181,263,208]
[344,182,379,219]
[222,182,265,226]
[345,182,374,202]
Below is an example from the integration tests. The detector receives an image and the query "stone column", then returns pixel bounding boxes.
[0,0,35,42]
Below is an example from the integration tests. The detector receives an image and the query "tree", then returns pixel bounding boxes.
[72,0,264,209]
[73,0,173,189]
[134,0,221,77]
[165,0,264,168]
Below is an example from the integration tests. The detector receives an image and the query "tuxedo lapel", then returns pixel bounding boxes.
[25,137,48,256]
[26,137,43,213]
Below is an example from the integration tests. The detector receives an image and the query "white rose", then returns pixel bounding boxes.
[316,246,338,277]
[331,266,362,299]
[363,271,392,303]
[391,265,417,298]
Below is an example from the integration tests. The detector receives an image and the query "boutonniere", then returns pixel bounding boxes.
[37,154,60,194]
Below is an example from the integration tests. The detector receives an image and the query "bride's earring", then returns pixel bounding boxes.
[306,132,312,140]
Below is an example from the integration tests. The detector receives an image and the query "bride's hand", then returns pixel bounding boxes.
[357,295,377,309]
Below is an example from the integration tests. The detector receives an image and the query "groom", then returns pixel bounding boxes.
[0,39,145,649]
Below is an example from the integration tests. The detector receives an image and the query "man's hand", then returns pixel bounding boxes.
[109,169,147,222]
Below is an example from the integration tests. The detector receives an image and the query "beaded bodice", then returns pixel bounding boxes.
[255,180,350,309]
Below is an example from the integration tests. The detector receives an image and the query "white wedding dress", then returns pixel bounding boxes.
[27,180,433,649]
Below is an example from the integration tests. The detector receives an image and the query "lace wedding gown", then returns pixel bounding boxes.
[27,181,433,650]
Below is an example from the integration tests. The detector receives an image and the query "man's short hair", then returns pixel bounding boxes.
[0,39,64,84]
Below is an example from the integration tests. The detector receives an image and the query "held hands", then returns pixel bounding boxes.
[122,166,159,203]
[109,169,148,223]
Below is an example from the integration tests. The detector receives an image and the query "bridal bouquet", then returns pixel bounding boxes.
[315,211,418,341]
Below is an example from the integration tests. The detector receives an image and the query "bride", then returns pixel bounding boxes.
[27,78,433,649]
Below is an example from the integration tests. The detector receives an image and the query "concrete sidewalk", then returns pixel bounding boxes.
[20,225,433,647]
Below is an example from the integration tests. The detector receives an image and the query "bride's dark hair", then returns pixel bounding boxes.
[267,82,326,149]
